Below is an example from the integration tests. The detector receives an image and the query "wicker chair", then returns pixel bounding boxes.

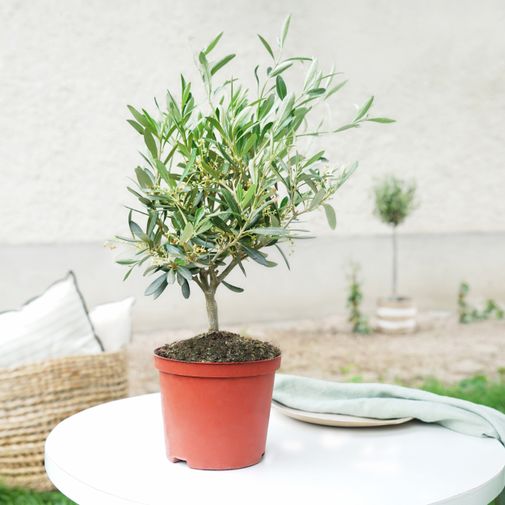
[0,351,128,490]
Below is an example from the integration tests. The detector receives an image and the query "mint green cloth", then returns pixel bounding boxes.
[273,374,505,444]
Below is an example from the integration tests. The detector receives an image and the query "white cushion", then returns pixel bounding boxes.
[0,272,103,368]
[89,298,135,352]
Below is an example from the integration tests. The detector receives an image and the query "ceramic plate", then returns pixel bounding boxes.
[272,401,413,427]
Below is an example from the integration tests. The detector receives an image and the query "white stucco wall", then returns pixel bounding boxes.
[1,0,505,329]
[1,0,505,245]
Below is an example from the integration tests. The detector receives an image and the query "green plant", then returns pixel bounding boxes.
[458,281,504,324]
[458,281,472,323]
[117,16,394,332]
[373,176,416,299]
[0,485,75,505]
[421,374,505,413]
[346,263,370,334]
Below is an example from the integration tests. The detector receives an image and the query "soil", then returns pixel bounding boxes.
[128,313,505,395]
[154,330,281,363]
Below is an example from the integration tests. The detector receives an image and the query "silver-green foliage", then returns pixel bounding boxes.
[374,176,417,227]
[117,16,394,330]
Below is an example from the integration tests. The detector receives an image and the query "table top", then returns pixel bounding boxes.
[45,393,505,505]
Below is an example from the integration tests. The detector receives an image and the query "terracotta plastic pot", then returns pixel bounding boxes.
[154,351,281,470]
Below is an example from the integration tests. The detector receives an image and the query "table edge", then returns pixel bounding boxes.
[45,393,505,505]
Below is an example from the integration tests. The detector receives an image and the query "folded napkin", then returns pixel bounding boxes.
[273,374,505,445]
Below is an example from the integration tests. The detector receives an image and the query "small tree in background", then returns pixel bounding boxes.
[117,17,394,334]
[346,263,370,334]
[373,176,416,299]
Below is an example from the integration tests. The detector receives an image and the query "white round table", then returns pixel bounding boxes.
[45,394,505,505]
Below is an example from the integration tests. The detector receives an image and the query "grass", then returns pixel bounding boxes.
[422,373,505,413]
[1,374,504,505]
[0,486,75,505]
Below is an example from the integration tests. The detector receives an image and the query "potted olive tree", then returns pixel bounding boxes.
[117,17,393,470]
[373,176,417,333]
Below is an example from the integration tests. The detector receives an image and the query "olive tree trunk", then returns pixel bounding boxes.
[392,225,398,299]
[204,289,219,332]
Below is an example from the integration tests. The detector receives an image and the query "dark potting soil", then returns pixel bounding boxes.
[155,331,281,363]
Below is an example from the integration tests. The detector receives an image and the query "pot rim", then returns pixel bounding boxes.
[153,351,281,378]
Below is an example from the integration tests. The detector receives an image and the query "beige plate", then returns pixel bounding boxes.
[272,401,413,428]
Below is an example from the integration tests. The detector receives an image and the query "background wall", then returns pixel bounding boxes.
[1,0,504,329]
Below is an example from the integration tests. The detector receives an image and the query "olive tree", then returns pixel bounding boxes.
[117,17,394,331]
[373,176,417,298]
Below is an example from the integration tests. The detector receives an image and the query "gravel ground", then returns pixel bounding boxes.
[128,312,505,396]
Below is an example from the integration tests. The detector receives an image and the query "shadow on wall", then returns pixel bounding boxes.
[0,232,504,331]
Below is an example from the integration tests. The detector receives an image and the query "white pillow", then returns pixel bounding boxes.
[89,298,135,352]
[0,272,103,369]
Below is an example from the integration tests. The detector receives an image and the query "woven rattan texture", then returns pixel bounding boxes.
[0,351,128,490]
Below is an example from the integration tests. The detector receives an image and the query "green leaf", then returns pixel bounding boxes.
[147,211,157,236]
[123,267,134,281]
[323,203,337,230]
[280,15,291,48]
[366,117,396,123]
[274,244,290,270]
[335,123,360,133]
[303,150,325,168]
[167,269,176,284]
[254,65,260,87]
[211,54,236,76]
[355,96,374,121]
[276,75,287,100]
[325,80,348,99]
[180,149,197,180]
[247,227,289,236]
[307,87,326,96]
[310,188,326,210]
[129,220,147,241]
[127,119,144,134]
[241,244,277,267]
[116,258,137,265]
[135,167,153,188]
[143,129,157,157]
[237,260,247,276]
[196,218,213,234]
[180,222,194,243]
[242,133,257,155]
[241,184,256,207]
[221,188,240,215]
[285,56,313,62]
[145,273,168,296]
[181,279,190,299]
[127,105,149,128]
[165,243,182,256]
[304,59,318,89]
[269,62,293,77]
[258,34,274,59]
[152,280,168,300]
[211,216,232,232]
[222,280,244,293]
[204,32,223,55]
[155,159,172,185]
[177,265,193,282]
[207,116,227,139]
[198,51,209,66]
